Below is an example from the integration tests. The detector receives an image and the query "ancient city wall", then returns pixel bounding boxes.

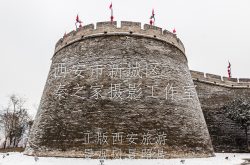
[54,21,185,55]
[190,70,250,88]
[26,20,250,155]
[25,21,214,158]
[191,70,250,152]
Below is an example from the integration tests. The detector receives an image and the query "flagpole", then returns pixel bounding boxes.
[75,14,83,30]
[150,9,155,26]
[75,22,78,30]
[109,2,114,23]
[153,9,155,25]
[227,61,231,80]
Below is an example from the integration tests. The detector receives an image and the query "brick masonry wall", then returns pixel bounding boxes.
[193,78,250,152]
[54,21,185,55]
[25,28,213,158]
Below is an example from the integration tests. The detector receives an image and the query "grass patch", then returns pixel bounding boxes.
[0,147,24,153]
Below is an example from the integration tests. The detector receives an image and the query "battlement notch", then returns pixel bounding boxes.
[191,70,250,88]
[54,21,185,55]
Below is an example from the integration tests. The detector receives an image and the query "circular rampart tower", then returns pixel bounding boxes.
[25,21,214,158]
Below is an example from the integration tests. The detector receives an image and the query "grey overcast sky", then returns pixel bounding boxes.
[0,0,250,115]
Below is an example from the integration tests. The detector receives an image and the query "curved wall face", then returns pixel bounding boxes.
[26,34,213,158]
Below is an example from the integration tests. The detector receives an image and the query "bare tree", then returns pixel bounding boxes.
[223,98,250,150]
[0,94,32,148]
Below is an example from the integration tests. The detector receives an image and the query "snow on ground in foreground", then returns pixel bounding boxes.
[0,152,250,165]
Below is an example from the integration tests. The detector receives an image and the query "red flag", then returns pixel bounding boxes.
[173,28,176,34]
[228,61,231,79]
[150,19,153,25]
[109,2,114,22]
[149,9,155,25]
[76,14,79,22]
[75,14,83,29]
[76,14,82,23]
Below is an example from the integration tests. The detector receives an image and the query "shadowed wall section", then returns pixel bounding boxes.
[191,70,250,152]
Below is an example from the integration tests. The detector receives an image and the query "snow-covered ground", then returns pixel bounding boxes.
[0,152,250,165]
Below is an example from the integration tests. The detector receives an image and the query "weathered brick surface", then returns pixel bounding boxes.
[54,21,185,54]
[25,27,213,158]
[194,81,250,152]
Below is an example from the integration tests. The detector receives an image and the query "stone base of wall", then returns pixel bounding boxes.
[24,149,214,159]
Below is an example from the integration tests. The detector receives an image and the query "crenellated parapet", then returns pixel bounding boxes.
[26,19,216,158]
[190,70,250,88]
[54,21,185,55]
